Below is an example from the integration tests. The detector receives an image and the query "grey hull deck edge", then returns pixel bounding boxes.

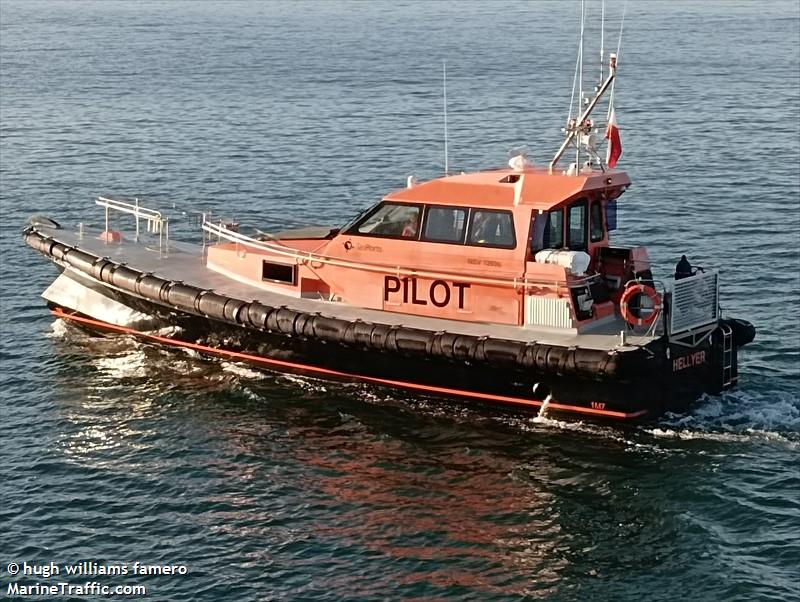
[35,225,656,352]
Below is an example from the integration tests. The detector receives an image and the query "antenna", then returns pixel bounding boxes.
[616,0,628,59]
[576,0,586,170]
[608,0,628,118]
[443,60,449,175]
[600,0,605,81]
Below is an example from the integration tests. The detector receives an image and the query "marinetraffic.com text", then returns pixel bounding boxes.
[4,561,190,598]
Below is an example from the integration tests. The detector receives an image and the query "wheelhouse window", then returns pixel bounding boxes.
[468,210,515,248]
[605,199,618,231]
[543,209,564,249]
[590,201,604,242]
[421,206,467,243]
[567,199,587,250]
[347,202,422,239]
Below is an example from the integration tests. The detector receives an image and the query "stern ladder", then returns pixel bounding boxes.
[720,322,734,389]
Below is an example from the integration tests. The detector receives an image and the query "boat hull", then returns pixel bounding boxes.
[43,270,729,422]
[25,225,743,422]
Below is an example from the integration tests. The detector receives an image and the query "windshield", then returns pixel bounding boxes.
[339,202,379,232]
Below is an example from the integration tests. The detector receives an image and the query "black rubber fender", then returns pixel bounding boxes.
[167,282,204,311]
[24,232,50,254]
[98,260,120,283]
[196,291,230,317]
[222,298,247,323]
[394,329,430,355]
[245,302,270,329]
[110,265,143,290]
[292,312,316,339]
[481,339,521,365]
[135,273,170,300]
[366,323,392,348]
[724,318,756,348]
[64,248,98,273]
[311,315,348,341]
[50,242,70,262]
[90,257,113,281]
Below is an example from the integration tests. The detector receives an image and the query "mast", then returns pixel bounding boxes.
[549,53,616,175]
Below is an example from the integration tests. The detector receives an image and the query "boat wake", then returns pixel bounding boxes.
[520,391,800,450]
[646,390,800,448]
[47,317,92,342]
[47,317,798,450]
[92,350,149,379]
[220,361,267,380]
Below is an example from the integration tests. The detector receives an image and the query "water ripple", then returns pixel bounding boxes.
[2,1,799,600]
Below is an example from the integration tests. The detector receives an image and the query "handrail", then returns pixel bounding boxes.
[666,270,719,335]
[202,219,591,292]
[96,196,162,221]
[96,196,169,254]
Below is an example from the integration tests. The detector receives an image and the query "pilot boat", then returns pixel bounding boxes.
[23,52,754,421]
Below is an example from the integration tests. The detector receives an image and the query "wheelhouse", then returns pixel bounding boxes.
[202,165,652,331]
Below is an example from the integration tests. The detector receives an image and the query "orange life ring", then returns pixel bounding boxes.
[620,283,662,327]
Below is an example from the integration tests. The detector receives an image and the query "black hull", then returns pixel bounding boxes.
[25,226,745,421]
[46,278,727,422]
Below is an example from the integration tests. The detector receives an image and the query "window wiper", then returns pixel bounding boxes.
[340,204,376,232]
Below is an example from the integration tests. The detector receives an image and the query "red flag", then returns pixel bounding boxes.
[605,106,622,168]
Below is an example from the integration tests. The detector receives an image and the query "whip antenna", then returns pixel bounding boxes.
[600,0,605,81]
[616,0,627,61]
[443,60,449,175]
[577,0,586,168]
[608,0,628,116]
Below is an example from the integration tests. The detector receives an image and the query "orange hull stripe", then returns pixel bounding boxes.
[51,308,647,420]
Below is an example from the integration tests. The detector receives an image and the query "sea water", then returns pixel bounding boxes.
[1,1,798,600]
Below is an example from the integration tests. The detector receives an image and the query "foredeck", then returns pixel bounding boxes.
[35,225,657,352]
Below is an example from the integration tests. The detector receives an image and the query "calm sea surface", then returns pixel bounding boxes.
[1,1,799,600]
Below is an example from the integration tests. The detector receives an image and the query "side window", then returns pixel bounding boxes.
[590,201,604,242]
[530,212,545,254]
[468,210,515,248]
[605,199,618,231]
[348,203,421,239]
[543,209,563,249]
[422,206,467,243]
[567,200,587,250]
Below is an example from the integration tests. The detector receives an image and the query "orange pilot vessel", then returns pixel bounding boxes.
[23,51,754,421]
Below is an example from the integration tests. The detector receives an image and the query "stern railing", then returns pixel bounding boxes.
[664,270,720,346]
[667,271,719,333]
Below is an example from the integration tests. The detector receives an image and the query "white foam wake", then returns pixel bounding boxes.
[648,390,800,448]
[93,350,148,379]
[220,361,266,380]
[47,318,71,339]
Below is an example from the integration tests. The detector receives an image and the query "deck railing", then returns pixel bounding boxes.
[667,271,719,335]
[96,196,170,254]
[201,217,592,292]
